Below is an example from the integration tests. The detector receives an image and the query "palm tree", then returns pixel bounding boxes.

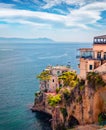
[58,71,79,87]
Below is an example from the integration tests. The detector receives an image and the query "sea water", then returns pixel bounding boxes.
[0,43,92,130]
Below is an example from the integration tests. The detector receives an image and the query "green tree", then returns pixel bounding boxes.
[37,70,51,81]
[36,70,51,91]
[58,71,79,87]
[48,94,61,107]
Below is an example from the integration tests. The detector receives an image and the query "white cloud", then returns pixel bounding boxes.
[0,3,15,8]
[43,0,98,9]
[0,1,106,30]
[52,8,68,15]
[43,0,61,9]
[0,8,65,22]
[1,18,51,28]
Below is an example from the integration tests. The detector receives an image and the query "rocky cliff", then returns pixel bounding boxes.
[32,84,106,130]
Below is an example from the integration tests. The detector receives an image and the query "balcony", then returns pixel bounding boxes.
[76,48,93,59]
[94,42,106,44]
[93,35,106,44]
[76,55,93,59]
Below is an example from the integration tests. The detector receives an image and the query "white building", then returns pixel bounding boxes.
[40,65,72,92]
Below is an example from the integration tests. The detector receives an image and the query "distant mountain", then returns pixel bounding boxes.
[0,37,55,43]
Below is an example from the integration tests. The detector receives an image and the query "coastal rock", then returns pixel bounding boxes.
[32,85,106,130]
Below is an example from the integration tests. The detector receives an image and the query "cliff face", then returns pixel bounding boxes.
[93,87,106,122]
[32,85,106,130]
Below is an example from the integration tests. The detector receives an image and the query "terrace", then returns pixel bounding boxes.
[77,48,106,61]
[76,48,93,59]
[94,35,106,44]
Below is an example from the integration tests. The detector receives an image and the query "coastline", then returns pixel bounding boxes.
[31,35,106,130]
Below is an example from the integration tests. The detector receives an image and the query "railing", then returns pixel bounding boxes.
[76,55,106,60]
[76,55,80,58]
[94,42,106,44]
[76,55,93,59]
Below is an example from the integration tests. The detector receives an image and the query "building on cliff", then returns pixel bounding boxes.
[78,35,106,79]
[33,35,106,130]
[39,65,73,92]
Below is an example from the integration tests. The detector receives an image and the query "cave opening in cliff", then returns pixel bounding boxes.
[35,111,52,130]
[68,115,79,128]
[98,112,106,125]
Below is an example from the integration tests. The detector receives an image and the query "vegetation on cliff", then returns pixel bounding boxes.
[33,70,106,130]
[87,72,106,90]
[98,112,106,125]
[48,94,61,107]
[58,71,79,87]
[37,70,51,81]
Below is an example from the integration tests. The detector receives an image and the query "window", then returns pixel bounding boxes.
[57,71,60,76]
[97,52,101,59]
[104,52,106,60]
[89,65,93,70]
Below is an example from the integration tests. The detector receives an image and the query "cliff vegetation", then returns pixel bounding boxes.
[32,71,106,130]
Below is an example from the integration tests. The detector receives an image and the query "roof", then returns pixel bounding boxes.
[94,35,106,39]
[78,48,93,51]
[46,65,70,71]
[53,66,69,70]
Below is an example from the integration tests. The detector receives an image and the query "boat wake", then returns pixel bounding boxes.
[38,53,68,59]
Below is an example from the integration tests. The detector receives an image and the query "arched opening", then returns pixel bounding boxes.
[68,115,79,128]
[98,112,106,125]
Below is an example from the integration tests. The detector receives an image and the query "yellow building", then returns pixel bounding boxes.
[78,35,106,79]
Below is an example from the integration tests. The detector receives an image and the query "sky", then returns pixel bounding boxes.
[0,0,106,42]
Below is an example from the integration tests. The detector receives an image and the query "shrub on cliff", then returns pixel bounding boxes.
[36,70,51,81]
[60,108,68,120]
[63,88,70,100]
[98,112,106,125]
[79,79,85,91]
[58,71,79,87]
[87,72,105,90]
[56,88,60,94]
[48,94,61,107]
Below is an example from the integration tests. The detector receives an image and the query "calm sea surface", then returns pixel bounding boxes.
[0,43,92,130]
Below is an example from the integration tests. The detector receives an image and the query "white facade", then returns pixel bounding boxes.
[40,66,72,92]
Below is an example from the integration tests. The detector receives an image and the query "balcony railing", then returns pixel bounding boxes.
[94,42,106,44]
[76,55,93,59]
[76,55,106,60]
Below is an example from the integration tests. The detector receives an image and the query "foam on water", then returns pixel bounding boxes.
[38,53,68,59]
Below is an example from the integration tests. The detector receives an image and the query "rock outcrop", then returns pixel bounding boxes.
[32,84,106,130]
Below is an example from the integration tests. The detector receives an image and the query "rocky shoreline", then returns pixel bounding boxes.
[31,81,106,130]
[31,35,106,130]
[70,124,106,130]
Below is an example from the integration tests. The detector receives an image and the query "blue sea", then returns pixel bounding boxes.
[0,43,92,130]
